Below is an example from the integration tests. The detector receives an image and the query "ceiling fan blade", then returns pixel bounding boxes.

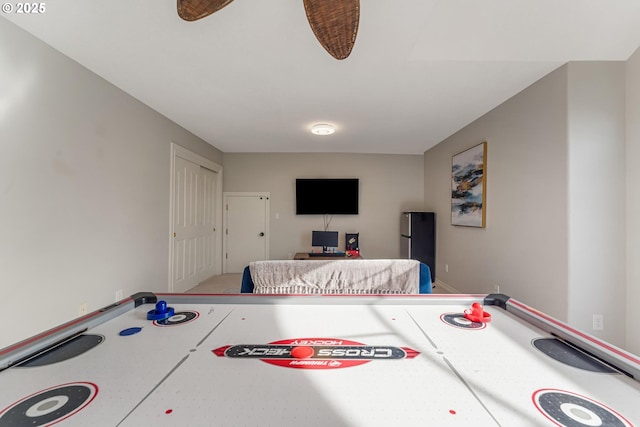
[177,0,234,22]
[303,0,359,60]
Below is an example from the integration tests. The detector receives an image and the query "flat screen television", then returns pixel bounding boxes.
[296,178,359,215]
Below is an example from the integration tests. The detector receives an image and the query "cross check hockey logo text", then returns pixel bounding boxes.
[212,338,419,369]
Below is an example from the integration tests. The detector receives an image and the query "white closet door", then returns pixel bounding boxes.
[200,167,217,277]
[173,158,219,292]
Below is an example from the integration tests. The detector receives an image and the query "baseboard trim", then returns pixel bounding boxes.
[433,279,461,294]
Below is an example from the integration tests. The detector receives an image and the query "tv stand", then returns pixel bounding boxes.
[308,252,346,258]
[294,252,362,260]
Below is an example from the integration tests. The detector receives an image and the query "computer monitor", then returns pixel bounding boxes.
[311,230,339,253]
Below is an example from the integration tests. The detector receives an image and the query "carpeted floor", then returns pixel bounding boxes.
[186,273,243,294]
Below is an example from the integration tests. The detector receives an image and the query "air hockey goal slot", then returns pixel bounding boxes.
[3,330,104,370]
[533,338,621,375]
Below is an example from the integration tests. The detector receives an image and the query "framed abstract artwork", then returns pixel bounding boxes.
[451,142,487,227]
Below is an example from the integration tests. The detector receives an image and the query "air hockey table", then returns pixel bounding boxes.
[1,292,639,426]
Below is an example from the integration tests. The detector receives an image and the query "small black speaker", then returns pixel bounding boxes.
[345,233,359,251]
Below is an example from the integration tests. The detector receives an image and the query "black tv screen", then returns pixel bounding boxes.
[311,230,339,249]
[296,179,359,215]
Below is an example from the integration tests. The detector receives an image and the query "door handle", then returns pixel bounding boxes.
[259,232,265,237]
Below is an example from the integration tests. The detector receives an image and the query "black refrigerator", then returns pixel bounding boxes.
[400,212,436,282]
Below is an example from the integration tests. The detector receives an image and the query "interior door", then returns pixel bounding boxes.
[200,167,218,277]
[173,157,219,292]
[224,193,269,273]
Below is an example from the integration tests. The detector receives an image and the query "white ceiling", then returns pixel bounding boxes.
[4,1,640,154]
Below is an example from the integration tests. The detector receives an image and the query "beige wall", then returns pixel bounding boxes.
[424,66,569,321]
[567,62,626,345]
[222,153,424,261]
[0,19,222,348]
[424,61,633,349]
[627,46,640,355]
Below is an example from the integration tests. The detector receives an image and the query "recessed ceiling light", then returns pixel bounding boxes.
[311,123,335,136]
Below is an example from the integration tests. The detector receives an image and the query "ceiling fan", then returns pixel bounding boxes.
[176,0,359,60]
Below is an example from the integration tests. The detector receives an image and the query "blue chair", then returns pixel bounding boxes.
[419,262,432,294]
[240,266,254,293]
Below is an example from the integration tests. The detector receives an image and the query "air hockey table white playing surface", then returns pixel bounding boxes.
[1,293,639,426]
